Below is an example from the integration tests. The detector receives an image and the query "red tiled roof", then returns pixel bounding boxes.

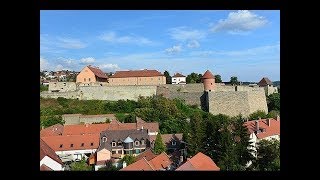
[148,152,172,170]
[136,148,157,161]
[201,70,215,79]
[120,157,155,171]
[111,70,164,78]
[40,124,64,137]
[258,77,273,86]
[41,134,100,151]
[40,164,53,171]
[243,118,280,139]
[149,135,156,142]
[40,139,63,164]
[87,66,108,79]
[63,124,109,136]
[161,134,183,145]
[176,152,220,171]
[172,73,185,78]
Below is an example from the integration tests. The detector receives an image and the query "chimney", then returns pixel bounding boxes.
[179,155,184,164]
[255,120,259,132]
[267,118,271,127]
[276,115,280,121]
[85,124,89,127]
[122,161,127,168]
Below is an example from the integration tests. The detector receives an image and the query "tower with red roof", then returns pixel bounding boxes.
[201,70,215,91]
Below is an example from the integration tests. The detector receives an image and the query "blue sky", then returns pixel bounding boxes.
[40,10,280,82]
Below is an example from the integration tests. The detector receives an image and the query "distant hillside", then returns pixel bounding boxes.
[273,81,280,87]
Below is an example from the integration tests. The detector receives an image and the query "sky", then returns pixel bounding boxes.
[40,10,280,82]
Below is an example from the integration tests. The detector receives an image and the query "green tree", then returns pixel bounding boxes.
[230,76,239,85]
[215,75,222,83]
[186,72,202,83]
[120,155,136,166]
[188,111,205,156]
[248,110,268,120]
[253,139,280,171]
[154,133,166,154]
[40,84,48,92]
[267,110,280,119]
[70,158,92,171]
[164,70,172,84]
[267,93,280,111]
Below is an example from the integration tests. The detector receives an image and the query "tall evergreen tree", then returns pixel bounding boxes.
[188,111,205,156]
[253,139,280,171]
[164,70,172,84]
[154,133,166,154]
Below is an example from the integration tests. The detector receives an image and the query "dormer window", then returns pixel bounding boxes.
[81,143,84,147]
[59,144,63,148]
[91,143,94,146]
[171,141,176,146]
[141,139,145,145]
[135,141,140,146]
[102,137,107,142]
[112,142,116,147]
[118,141,122,146]
[70,144,74,147]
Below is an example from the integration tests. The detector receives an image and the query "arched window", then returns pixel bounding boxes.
[102,137,107,142]
[135,141,140,146]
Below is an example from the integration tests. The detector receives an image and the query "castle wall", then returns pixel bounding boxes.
[48,82,77,92]
[264,86,278,96]
[40,91,79,99]
[79,85,157,101]
[62,114,81,125]
[247,90,268,114]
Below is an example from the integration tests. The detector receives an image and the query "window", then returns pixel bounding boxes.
[102,137,107,142]
[141,140,145,145]
[81,143,84,147]
[64,83,66,86]
[135,149,141,154]
[70,144,74,147]
[90,143,94,146]
[211,83,213,85]
[112,150,116,154]
[59,144,63,148]
[84,78,86,82]
[171,141,176,146]
[117,150,122,154]
[89,78,91,82]
[118,141,122,146]
[112,142,116,147]
[135,141,140,146]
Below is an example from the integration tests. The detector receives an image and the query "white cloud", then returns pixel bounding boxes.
[100,32,153,45]
[57,37,87,49]
[55,64,64,71]
[168,27,206,41]
[211,10,268,34]
[80,57,95,64]
[165,45,182,54]
[187,40,200,48]
[40,57,50,71]
[99,63,120,72]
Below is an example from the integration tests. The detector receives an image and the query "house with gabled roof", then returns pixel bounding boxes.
[109,69,166,85]
[172,73,186,85]
[76,65,108,84]
[258,77,278,95]
[40,139,64,171]
[176,152,220,171]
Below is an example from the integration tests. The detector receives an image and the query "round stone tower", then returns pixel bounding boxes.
[202,70,215,91]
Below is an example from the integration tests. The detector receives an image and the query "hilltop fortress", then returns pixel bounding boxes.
[41,68,273,117]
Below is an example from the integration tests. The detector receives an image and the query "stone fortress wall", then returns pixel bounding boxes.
[62,114,117,125]
[41,82,270,117]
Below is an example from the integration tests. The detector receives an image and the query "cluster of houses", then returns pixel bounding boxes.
[40,115,280,171]
[40,70,79,85]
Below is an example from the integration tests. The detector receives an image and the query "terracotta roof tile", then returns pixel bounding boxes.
[148,152,172,170]
[161,134,183,144]
[40,124,64,137]
[40,138,63,164]
[40,164,53,171]
[41,134,100,151]
[120,157,155,171]
[135,148,157,161]
[172,73,185,78]
[243,118,280,139]
[258,77,273,86]
[87,66,108,79]
[111,70,164,78]
[63,124,109,136]
[201,70,215,79]
[176,152,220,171]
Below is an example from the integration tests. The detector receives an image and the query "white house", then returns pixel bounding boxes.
[172,73,186,84]
[40,139,64,171]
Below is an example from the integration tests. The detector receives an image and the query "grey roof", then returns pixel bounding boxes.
[97,129,149,151]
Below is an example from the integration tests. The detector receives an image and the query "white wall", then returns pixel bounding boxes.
[56,149,97,161]
[172,77,186,84]
[40,156,63,171]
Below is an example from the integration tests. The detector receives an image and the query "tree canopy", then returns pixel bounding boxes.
[154,133,166,154]
[267,93,280,111]
[253,139,280,171]
[70,158,92,171]
[186,72,202,83]
[214,75,222,83]
[230,76,239,85]
[164,70,172,84]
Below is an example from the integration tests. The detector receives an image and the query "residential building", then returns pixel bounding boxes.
[243,116,280,152]
[76,65,108,84]
[109,69,166,85]
[120,151,172,171]
[176,152,220,171]
[40,139,64,171]
[172,73,186,84]
[149,133,183,154]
